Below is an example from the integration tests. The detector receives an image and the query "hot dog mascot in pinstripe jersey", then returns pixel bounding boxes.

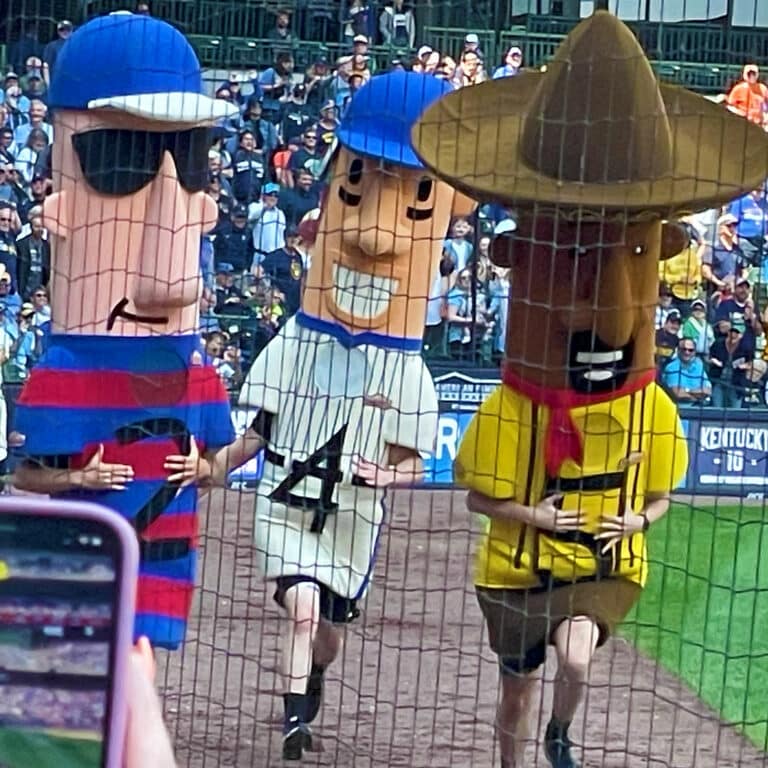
[238,71,473,760]
[413,11,768,768]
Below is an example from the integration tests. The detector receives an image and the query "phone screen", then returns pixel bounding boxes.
[0,513,122,768]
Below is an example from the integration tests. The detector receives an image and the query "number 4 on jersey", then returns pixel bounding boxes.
[269,426,348,533]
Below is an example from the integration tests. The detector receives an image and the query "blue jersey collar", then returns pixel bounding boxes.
[295,311,422,352]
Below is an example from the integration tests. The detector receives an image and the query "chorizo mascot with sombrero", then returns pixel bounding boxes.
[414,12,768,768]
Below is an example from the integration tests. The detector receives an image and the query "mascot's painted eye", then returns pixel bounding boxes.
[416,177,433,202]
[633,245,646,255]
[348,159,364,185]
[572,246,589,259]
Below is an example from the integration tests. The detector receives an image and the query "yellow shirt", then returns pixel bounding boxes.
[455,383,688,590]
[658,242,701,300]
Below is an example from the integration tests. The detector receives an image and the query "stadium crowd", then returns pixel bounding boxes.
[1,6,768,410]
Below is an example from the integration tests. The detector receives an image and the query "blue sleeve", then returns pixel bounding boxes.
[662,360,680,389]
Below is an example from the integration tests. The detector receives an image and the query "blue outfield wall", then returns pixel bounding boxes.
[227,367,768,499]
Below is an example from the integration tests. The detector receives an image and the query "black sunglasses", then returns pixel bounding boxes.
[71,127,212,196]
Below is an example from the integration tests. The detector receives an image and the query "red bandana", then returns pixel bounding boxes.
[502,365,656,476]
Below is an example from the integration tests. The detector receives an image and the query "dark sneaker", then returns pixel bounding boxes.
[544,719,580,768]
[282,718,312,761]
[305,664,326,724]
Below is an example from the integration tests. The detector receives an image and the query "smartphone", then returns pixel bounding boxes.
[0,497,138,768]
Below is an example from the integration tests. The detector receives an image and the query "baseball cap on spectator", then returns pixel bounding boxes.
[337,55,353,67]
[31,173,47,183]
[417,45,432,60]
[717,212,739,228]
[320,100,336,113]
[232,204,248,218]
[731,317,747,332]
[4,72,18,83]
[58,20,74,31]
[20,303,35,318]
[48,14,237,123]
[745,64,759,76]
[353,34,368,44]
[336,71,454,170]
[293,83,306,97]
[666,309,682,323]
[263,182,280,195]
[736,276,751,287]
[465,33,480,44]
[314,55,329,67]
[691,298,706,311]
[509,46,523,57]
[217,263,234,274]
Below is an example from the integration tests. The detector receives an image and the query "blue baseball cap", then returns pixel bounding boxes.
[263,182,280,195]
[336,71,453,170]
[49,12,237,124]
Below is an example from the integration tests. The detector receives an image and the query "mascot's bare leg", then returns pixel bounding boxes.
[281,582,343,759]
[546,616,599,768]
[497,615,598,768]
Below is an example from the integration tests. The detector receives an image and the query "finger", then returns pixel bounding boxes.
[545,493,564,504]
[165,472,191,484]
[601,540,619,555]
[110,484,128,491]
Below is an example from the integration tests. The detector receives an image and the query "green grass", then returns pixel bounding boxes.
[0,727,102,768]
[621,502,768,750]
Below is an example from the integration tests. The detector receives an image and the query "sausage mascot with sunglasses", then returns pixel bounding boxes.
[236,71,472,760]
[413,12,768,768]
[12,14,241,651]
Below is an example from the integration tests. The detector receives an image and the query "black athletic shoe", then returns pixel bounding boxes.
[282,718,312,761]
[544,719,580,768]
[305,664,326,724]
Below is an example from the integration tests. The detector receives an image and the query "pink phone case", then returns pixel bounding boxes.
[0,496,139,768]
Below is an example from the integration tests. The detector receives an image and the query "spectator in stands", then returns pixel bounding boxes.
[29,285,51,354]
[655,283,674,329]
[315,101,340,157]
[351,54,372,85]
[207,174,234,234]
[493,46,523,79]
[14,128,48,186]
[331,56,354,109]
[135,2,151,14]
[726,64,768,128]
[727,185,767,270]
[219,72,246,109]
[0,266,21,316]
[343,0,376,43]
[701,212,747,297]
[6,303,37,382]
[266,9,296,55]
[20,58,47,103]
[0,204,19,285]
[709,318,752,408]
[42,20,74,78]
[279,168,320,226]
[488,265,510,361]
[280,84,314,148]
[658,215,704,316]
[3,86,29,134]
[452,50,487,88]
[714,276,762,346]
[15,215,49,298]
[682,298,714,357]
[0,164,17,205]
[436,56,457,85]
[0,128,14,164]
[662,338,712,404]
[304,57,333,116]
[462,33,485,61]
[259,52,294,123]
[237,99,279,160]
[379,0,416,49]
[249,182,286,267]
[214,205,255,275]
[655,308,682,372]
[213,263,244,314]
[289,126,323,179]
[443,216,474,282]
[446,268,485,359]
[231,129,266,204]
[258,225,306,318]
[18,173,47,223]
[13,100,52,148]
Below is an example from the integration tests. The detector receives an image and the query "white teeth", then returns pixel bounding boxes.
[576,350,624,364]
[332,264,399,319]
[583,370,617,382]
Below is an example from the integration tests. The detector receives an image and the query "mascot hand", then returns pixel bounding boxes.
[164,437,212,487]
[351,455,396,488]
[595,505,647,554]
[81,444,134,491]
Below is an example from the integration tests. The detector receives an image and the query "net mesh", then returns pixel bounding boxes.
[1,2,768,768]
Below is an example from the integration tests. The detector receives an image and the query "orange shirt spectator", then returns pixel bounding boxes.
[727,64,768,126]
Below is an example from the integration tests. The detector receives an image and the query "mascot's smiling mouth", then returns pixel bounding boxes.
[568,331,633,393]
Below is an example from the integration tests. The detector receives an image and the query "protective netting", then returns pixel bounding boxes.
[1,3,768,768]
